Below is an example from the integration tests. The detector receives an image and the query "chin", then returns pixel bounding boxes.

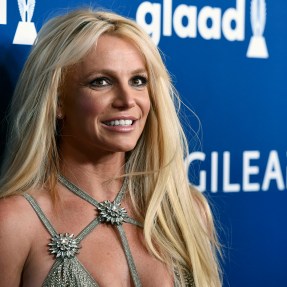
[108,136,140,151]
[115,144,137,153]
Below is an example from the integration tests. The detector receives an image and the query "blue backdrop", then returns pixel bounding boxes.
[1,1,286,286]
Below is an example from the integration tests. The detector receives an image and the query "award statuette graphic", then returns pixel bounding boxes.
[247,0,269,58]
[13,0,37,45]
[0,0,7,25]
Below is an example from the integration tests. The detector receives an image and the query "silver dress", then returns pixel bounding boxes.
[24,175,194,287]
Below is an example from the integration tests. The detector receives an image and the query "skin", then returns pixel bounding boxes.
[0,34,173,286]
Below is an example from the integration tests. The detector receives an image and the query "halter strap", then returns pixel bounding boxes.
[24,193,58,237]
[58,174,143,287]
[58,175,143,228]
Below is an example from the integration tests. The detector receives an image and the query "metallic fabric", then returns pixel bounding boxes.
[24,175,195,287]
[23,175,143,287]
[174,268,195,287]
[42,258,99,287]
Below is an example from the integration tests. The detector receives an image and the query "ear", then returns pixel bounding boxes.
[56,96,64,119]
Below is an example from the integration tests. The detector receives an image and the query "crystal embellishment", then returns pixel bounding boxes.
[98,200,128,225]
[48,233,80,259]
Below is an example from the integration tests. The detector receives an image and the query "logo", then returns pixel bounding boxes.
[13,0,37,45]
[136,0,269,59]
[0,0,7,25]
[246,0,269,58]
[185,150,285,193]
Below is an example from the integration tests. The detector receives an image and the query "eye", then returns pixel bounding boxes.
[130,75,148,88]
[90,77,111,88]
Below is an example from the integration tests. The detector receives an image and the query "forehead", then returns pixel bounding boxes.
[77,34,147,73]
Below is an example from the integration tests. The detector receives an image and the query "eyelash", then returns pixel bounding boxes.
[89,75,148,88]
[89,77,111,88]
[130,75,148,87]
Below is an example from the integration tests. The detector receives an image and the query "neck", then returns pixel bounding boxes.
[58,142,126,200]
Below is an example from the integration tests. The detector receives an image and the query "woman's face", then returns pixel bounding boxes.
[60,34,151,156]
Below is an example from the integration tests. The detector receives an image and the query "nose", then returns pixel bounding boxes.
[112,82,136,109]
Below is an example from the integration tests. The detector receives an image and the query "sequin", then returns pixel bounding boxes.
[42,258,99,287]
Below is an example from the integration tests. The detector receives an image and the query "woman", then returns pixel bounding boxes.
[0,9,221,287]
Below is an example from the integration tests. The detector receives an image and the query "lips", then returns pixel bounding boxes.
[103,119,134,126]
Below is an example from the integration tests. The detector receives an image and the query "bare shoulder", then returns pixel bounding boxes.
[0,195,35,286]
[0,194,35,232]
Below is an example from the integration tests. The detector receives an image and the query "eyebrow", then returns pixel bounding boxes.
[85,68,148,78]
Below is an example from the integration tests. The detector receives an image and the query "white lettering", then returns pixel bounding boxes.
[211,152,218,192]
[136,0,246,45]
[173,5,197,38]
[163,0,172,36]
[262,151,285,191]
[243,151,260,191]
[186,150,286,193]
[0,0,7,25]
[185,152,206,192]
[198,7,221,40]
[185,150,287,193]
[222,0,245,41]
[136,1,161,45]
[223,152,240,192]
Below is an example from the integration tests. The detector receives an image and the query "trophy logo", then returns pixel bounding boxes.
[13,0,37,45]
[247,0,269,58]
[0,0,7,25]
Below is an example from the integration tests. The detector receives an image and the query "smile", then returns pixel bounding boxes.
[104,119,134,126]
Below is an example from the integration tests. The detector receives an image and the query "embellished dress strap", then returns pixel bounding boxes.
[23,193,100,286]
[58,175,143,228]
[174,268,195,287]
[23,193,58,237]
[58,175,143,287]
[23,193,103,247]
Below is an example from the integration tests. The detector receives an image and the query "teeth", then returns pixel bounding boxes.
[105,120,133,126]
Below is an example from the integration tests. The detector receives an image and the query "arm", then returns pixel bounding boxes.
[0,196,32,287]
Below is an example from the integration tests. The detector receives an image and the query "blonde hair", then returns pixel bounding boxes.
[0,9,221,286]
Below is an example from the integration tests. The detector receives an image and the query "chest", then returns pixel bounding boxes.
[22,202,173,287]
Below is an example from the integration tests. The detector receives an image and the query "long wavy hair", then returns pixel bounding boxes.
[0,9,221,286]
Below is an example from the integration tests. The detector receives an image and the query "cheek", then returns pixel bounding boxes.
[71,95,105,119]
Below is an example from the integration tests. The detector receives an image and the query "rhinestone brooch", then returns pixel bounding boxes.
[98,200,128,225]
[48,233,80,259]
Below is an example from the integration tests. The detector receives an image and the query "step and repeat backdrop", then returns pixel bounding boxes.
[0,0,286,286]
